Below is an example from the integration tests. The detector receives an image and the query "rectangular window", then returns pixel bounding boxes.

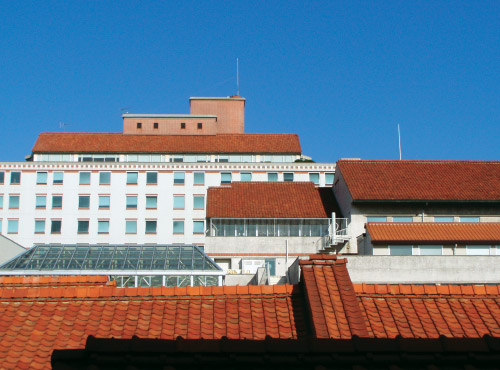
[36,195,46,209]
[460,216,480,223]
[145,220,157,234]
[35,220,45,234]
[367,216,387,222]
[78,195,90,209]
[221,173,232,185]
[153,122,159,129]
[218,155,229,163]
[193,195,204,209]
[10,172,21,184]
[466,245,490,256]
[173,220,184,234]
[0,195,3,209]
[173,195,185,209]
[126,196,137,209]
[389,245,412,256]
[325,173,335,185]
[7,220,18,234]
[174,172,185,185]
[309,173,319,185]
[53,172,63,184]
[9,195,19,209]
[193,172,204,185]
[197,122,202,129]
[125,220,137,234]
[78,220,89,234]
[146,195,158,209]
[98,220,109,234]
[434,216,454,222]
[419,245,443,256]
[137,122,142,129]
[181,122,185,129]
[241,172,252,181]
[392,216,413,222]
[283,173,294,182]
[99,195,110,209]
[99,172,111,185]
[79,172,91,185]
[51,220,62,233]
[127,172,138,184]
[193,221,204,234]
[0,172,4,184]
[267,173,278,182]
[146,172,158,184]
[36,172,47,184]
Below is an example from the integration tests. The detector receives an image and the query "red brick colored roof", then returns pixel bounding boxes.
[367,222,500,244]
[337,159,500,201]
[32,133,301,154]
[207,182,339,218]
[0,275,113,288]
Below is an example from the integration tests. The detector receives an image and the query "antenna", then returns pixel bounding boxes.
[120,108,130,114]
[236,57,239,96]
[398,124,402,160]
[59,122,71,132]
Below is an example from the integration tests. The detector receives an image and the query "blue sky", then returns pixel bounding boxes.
[1,1,499,163]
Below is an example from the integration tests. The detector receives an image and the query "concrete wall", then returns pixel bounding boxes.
[343,256,500,284]
[0,234,26,265]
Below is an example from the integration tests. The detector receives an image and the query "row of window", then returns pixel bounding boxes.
[389,245,500,256]
[367,216,484,223]
[136,122,202,130]
[1,194,205,210]
[0,219,205,235]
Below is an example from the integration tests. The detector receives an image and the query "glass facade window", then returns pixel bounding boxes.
[99,196,110,209]
[35,220,45,233]
[325,173,335,185]
[99,172,111,185]
[241,173,252,181]
[51,220,62,233]
[367,216,387,222]
[35,195,46,209]
[419,245,443,255]
[126,196,137,209]
[145,220,157,234]
[78,195,90,209]
[193,221,204,234]
[309,173,319,185]
[37,172,47,184]
[434,216,454,222]
[218,155,229,163]
[466,245,490,255]
[173,195,185,209]
[267,173,278,182]
[146,172,157,184]
[10,172,21,184]
[174,172,185,185]
[125,220,137,234]
[460,216,480,223]
[78,220,89,234]
[283,173,294,182]
[0,172,4,184]
[127,172,138,184]
[211,218,330,237]
[389,245,412,256]
[173,220,184,234]
[98,221,109,233]
[146,196,157,209]
[221,173,232,184]
[53,172,63,184]
[193,172,204,185]
[0,195,3,209]
[392,216,413,222]
[9,195,19,209]
[193,195,204,209]
[79,172,91,185]
[7,220,18,234]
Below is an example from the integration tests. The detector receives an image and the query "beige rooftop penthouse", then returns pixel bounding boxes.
[122,96,245,136]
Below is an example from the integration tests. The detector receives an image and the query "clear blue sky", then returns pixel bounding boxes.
[1,1,499,162]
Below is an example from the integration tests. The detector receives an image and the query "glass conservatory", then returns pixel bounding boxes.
[0,244,224,287]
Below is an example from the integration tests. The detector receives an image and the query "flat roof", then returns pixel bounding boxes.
[122,114,217,118]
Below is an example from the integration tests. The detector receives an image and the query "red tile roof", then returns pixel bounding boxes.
[337,159,500,201]
[207,182,339,218]
[367,222,500,244]
[32,133,301,154]
[0,275,113,288]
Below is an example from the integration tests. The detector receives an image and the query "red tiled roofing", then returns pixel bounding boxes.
[32,133,301,154]
[337,159,500,201]
[0,275,113,288]
[367,222,500,244]
[207,182,340,218]
[0,282,305,370]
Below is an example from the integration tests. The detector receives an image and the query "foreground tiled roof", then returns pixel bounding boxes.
[337,159,500,201]
[32,133,302,154]
[0,275,113,288]
[207,182,339,218]
[367,222,500,244]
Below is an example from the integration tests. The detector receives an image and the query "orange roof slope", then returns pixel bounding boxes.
[337,159,500,201]
[0,283,305,370]
[0,275,113,288]
[207,182,339,218]
[354,283,500,339]
[367,222,500,244]
[32,133,301,154]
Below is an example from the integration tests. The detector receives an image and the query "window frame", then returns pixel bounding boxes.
[50,220,62,234]
[309,172,320,185]
[389,245,413,256]
[193,172,204,185]
[8,195,20,209]
[34,219,45,234]
[193,220,205,234]
[79,172,91,185]
[125,220,137,234]
[240,172,252,182]
[35,195,46,209]
[283,173,294,182]
[7,219,19,234]
[36,172,48,184]
[126,195,138,210]
[146,195,158,209]
[173,172,185,185]
[98,195,110,209]
[53,172,64,185]
[221,172,232,185]
[126,172,138,185]
[77,220,90,234]
[146,172,158,185]
[173,220,185,234]
[193,195,205,210]
[10,172,21,185]
[78,195,90,209]
[173,195,185,210]
[98,220,110,234]
[145,220,157,234]
[267,173,278,182]
[99,172,111,185]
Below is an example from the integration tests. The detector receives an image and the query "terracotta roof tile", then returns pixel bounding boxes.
[32,133,301,154]
[366,222,500,244]
[337,159,500,201]
[207,182,340,218]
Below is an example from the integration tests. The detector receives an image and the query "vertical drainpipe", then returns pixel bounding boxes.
[285,239,289,284]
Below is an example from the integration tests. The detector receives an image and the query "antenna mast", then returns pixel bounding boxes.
[398,124,402,160]
[236,57,239,96]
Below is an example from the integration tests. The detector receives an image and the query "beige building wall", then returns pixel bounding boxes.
[190,97,245,134]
